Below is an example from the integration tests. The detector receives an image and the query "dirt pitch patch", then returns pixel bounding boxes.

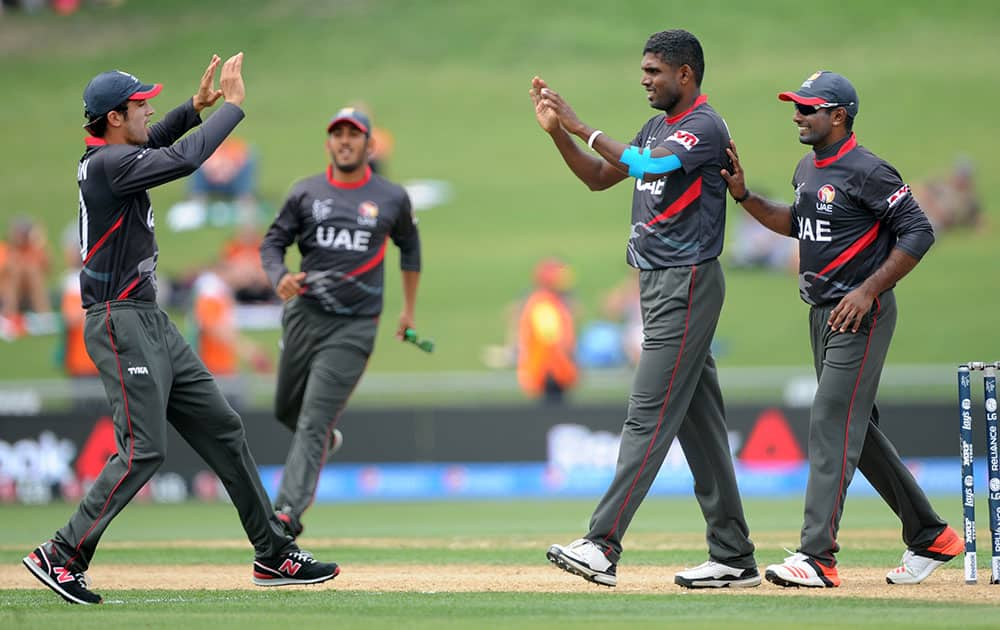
[4,563,1000,604]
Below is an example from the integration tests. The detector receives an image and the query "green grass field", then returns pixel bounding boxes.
[2,497,999,628]
[0,0,997,380]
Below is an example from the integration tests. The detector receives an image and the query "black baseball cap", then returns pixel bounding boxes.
[778,70,858,117]
[326,107,371,136]
[83,70,162,120]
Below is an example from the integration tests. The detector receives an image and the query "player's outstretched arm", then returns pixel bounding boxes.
[530,77,626,191]
[722,140,793,236]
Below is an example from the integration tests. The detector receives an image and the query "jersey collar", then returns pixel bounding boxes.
[665,94,708,124]
[326,164,372,189]
[813,133,857,168]
[84,136,107,146]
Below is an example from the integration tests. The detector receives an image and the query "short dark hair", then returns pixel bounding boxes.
[643,29,705,86]
[84,101,128,138]
[843,114,854,132]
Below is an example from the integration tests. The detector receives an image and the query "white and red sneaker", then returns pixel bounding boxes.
[765,552,840,588]
[887,525,963,585]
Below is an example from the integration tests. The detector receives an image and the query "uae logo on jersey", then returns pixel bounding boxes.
[312,199,334,223]
[816,184,836,214]
[666,130,699,151]
[886,184,911,209]
[357,201,379,227]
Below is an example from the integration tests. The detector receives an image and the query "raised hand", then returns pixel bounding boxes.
[537,84,586,136]
[219,52,245,107]
[192,54,224,112]
[530,76,561,133]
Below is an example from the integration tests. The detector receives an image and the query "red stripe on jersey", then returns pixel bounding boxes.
[665,94,708,124]
[117,276,141,300]
[814,133,857,168]
[645,177,702,227]
[83,215,125,265]
[344,241,387,278]
[326,165,372,189]
[816,222,880,279]
[84,136,107,146]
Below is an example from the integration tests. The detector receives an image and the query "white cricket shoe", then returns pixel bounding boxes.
[765,552,840,588]
[546,538,617,587]
[886,525,962,584]
[674,560,761,588]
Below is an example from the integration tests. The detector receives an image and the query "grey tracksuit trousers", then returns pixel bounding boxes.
[587,260,756,568]
[800,289,947,565]
[52,300,293,571]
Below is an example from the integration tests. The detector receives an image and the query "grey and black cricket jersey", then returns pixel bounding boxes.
[584,96,755,569]
[626,95,731,270]
[789,134,945,566]
[259,166,421,316]
[77,100,244,307]
[260,165,421,525]
[789,133,935,306]
[50,99,299,572]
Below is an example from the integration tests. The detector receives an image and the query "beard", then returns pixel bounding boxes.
[334,156,365,173]
[651,90,681,113]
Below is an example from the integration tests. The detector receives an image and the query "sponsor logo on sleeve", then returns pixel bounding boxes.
[886,184,910,209]
[666,130,699,151]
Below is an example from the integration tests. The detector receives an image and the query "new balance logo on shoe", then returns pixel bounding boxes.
[253,549,339,587]
[22,544,102,605]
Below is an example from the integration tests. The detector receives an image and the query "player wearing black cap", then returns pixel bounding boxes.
[260,106,421,539]
[723,70,961,587]
[532,29,759,590]
[22,54,340,606]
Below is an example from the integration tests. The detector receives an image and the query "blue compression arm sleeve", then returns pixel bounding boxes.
[619,146,682,179]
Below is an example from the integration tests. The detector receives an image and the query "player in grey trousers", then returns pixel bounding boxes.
[21,55,339,606]
[722,70,961,587]
[260,107,421,539]
[532,29,758,589]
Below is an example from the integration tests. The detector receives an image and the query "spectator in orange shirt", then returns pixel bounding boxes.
[58,225,98,378]
[220,224,274,303]
[191,261,272,379]
[0,217,51,338]
[516,258,578,404]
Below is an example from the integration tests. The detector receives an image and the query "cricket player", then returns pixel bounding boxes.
[260,106,421,539]
[723,70,961,587]
[22,54,339,606]
[532,29,759,589]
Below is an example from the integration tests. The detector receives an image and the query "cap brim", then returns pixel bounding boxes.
[130,83,162,100]
[327,117,369,134]
[778,91,826,106]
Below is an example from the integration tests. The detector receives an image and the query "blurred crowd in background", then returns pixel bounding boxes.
[0,95,984,405]
[0,0,123,16]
